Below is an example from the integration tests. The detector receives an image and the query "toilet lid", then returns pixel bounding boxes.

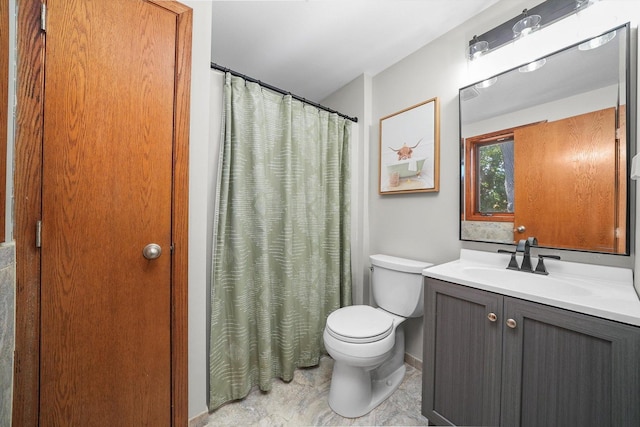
[326,306,394,344]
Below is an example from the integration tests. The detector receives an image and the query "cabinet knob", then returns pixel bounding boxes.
[487,312,498,322]
[506,318,517,329]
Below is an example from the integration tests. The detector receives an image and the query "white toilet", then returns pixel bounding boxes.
[323,254,432,418]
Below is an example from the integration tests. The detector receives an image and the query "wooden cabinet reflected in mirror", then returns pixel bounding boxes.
[460,23,630,255]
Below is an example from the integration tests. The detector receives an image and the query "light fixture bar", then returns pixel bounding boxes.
[467,0,592,56]
[512,9,541,38]
[468,35,489,60]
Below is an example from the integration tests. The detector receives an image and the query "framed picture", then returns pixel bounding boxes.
[378,97,440,194]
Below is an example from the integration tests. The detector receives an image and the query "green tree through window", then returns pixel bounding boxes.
[477,140,514,214]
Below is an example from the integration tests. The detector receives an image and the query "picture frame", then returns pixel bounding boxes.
[378,97,440,194]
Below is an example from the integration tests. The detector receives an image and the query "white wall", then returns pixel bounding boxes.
[185,0,213,419]
[463,85,620,138]
[322,74,371,305]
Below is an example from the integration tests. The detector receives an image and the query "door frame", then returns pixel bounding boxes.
[0,0,7,244]
[12,0,191,425]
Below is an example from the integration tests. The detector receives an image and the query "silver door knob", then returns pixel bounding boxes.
[506,318,517,329]
[143,243,162,260]
[487,312,498,322]
[514,225,526,233]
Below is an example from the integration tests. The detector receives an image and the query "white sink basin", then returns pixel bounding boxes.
[460,266,592,297]
[422,249,640,326]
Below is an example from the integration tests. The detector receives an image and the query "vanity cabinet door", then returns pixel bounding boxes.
[501,297,640,427]
[422,278,502,426]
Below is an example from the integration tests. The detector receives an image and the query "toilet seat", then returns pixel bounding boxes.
[325,306,394,344]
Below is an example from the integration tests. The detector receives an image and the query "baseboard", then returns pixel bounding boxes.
[404,352,422,371]
[188,410,210,427]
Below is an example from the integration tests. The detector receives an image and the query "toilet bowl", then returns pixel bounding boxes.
[323,254,432,418]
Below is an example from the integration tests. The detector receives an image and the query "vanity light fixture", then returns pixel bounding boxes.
[519,58,547,73]
[475,77,498,89]
[512,9,541,38]
[467,0,595,62]
[578,30,616,51]
[468,35,489,60]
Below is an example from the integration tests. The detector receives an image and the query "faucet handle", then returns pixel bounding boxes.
[498,249,520,271]
[534,254,561,275]
[527,237,538,246]
[516,239,528,252]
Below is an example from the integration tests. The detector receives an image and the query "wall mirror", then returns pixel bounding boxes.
[459,23,631,255]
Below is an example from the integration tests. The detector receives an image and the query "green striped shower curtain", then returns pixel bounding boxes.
[209,73,352,410]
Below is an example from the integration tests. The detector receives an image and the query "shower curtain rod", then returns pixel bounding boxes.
[211,62,358,123]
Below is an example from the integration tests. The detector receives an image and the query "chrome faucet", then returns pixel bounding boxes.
[500,237,562,274]
[516,237,537,272]
[534,253,562,275]
[499,237,538,272]
[498,249,520,270]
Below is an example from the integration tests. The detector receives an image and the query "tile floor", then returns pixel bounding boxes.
[197,357,429,426]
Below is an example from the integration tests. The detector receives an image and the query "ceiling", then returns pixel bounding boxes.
[210,0,501,102]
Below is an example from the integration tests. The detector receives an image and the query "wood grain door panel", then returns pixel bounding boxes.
[13,0,191,425]
[40,0,176,424]
[514,108,618,252]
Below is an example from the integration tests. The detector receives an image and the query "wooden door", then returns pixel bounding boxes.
[422,279,502,426]
[38,0,190,424]
[513,108,618,252]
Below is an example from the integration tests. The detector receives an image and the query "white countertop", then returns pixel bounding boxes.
[422,249,640,327]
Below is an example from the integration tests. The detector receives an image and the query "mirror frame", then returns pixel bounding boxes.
[459,23,632,255]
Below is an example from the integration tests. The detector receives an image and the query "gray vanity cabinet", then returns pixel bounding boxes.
[422,278,502,426]
[422,277,640,427]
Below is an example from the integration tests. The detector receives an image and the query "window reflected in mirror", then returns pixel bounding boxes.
[465,133,514,222]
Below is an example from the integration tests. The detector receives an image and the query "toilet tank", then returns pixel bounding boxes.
[370,254,433,318]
